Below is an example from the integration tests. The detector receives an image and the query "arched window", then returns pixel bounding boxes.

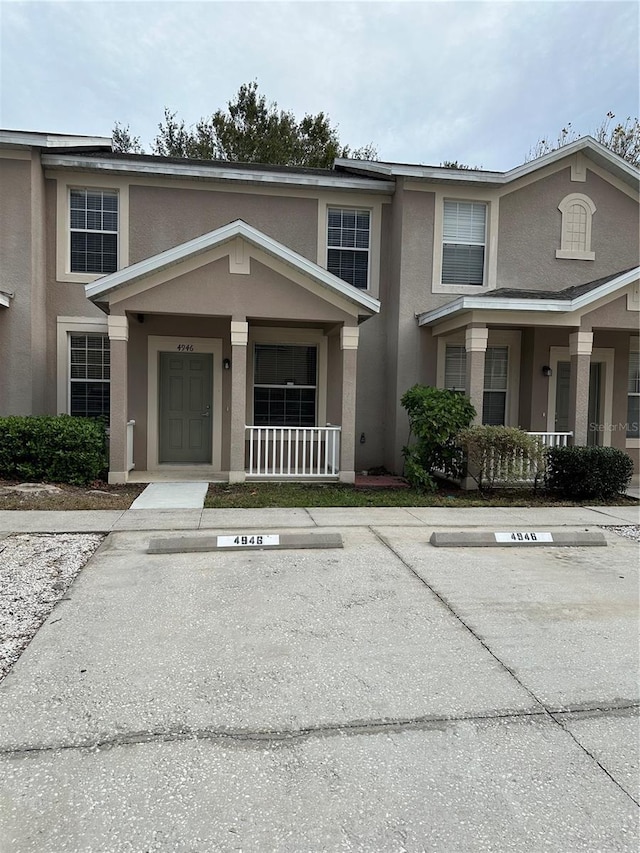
[556,193,596,260]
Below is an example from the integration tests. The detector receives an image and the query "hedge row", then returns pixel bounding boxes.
[0,416,108,485]
[546,445,633,501]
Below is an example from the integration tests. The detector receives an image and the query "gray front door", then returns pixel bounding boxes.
[159,352,213,463]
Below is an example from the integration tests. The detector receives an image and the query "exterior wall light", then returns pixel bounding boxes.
[542,365,552,377]
[223,358,231,370]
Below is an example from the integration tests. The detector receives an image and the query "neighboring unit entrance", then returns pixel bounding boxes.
[158,352,213,463]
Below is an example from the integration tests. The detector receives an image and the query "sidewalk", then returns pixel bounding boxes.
[0,503,638,534]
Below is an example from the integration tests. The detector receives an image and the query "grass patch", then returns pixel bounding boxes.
[205,482,638,509]
[0,480,145,511]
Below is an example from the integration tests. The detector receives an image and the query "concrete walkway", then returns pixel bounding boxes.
[0,503,637,534]
[129,481,209,510]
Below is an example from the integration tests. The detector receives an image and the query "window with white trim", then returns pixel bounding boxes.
[253,344,317,426]
[70,189,118,274]
[443,343,509,424]
[627,349,640,438]
[556,193,596,260]
[444,345,466,392]
[327,208,370,289]
[69,334,110,418]
[483,346,508,426]
[442,201,486,286]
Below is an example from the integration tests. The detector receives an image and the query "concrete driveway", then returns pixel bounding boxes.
[0,518,638,852]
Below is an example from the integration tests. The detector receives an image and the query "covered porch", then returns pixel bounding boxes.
[418,267,640,474]
[85,220,379,484]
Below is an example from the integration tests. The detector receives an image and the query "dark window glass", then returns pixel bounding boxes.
[70,189,118,274]
[69,334,110,418]
[254,344,317,426]
[327,208,370,289]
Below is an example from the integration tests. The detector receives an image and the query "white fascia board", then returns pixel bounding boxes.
[0,291,13,308]
[0,130,111,149]
[570,266,640,310]
[417,297,571,326]
[337,137,639,188]
[85,219,380,314]
[417,266,640,326]
[41,153,395,194]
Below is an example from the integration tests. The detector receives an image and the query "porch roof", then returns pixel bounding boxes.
[85,219,381,317]
[417,266,640,327]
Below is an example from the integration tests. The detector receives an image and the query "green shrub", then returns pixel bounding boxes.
[401,385,476,491]
[0,415,107,485]
[546,445,633,500]
[458,426,546,491]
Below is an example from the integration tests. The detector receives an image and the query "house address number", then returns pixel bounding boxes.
[494,532,554,543]
[176,344,195,352]
[216,534,280,548]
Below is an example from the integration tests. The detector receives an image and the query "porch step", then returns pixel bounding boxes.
[130,482,209,510]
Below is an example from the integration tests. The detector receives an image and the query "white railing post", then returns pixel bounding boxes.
[126,420,135,471]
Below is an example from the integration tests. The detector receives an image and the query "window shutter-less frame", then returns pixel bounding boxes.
[442,201,486,286]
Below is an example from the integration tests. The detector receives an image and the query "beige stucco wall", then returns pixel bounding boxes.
[382,184,436,473]
[112,257,355,324]
[129,185,319,264]
[580,294,640,331]
[0,154,49,415]
[497,168,639,291]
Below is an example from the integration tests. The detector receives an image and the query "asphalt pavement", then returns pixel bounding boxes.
[0,505,638,852]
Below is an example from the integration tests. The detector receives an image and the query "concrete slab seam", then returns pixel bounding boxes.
[369,526,640,809]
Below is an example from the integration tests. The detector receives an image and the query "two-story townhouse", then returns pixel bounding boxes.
[1,130,638,483]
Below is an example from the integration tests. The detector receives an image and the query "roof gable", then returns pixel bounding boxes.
[85,219,380,317]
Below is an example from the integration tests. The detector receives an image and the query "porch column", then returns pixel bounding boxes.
[107,315,129,484]
[339,326,359,484]
[465,325,488,425]
[229,320,248,483]
[568,331,593,446]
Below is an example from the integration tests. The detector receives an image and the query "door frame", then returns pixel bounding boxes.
[147,335,222,470]
[546,346,614,446]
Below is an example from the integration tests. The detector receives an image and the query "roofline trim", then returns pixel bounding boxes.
[0,130,111,150]
[417,266,640,326]
[41,153,396,193]
[337,137,640,186]
[85,219,381,314]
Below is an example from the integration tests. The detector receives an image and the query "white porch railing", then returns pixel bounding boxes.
[246,426,341,478]
[527,431,572,449]
[126,420,135,471]
[488,431,573,485]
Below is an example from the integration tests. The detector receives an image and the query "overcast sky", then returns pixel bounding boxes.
[1,0,638,170]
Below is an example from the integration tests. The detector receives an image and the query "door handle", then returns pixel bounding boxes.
[201,412,210,417]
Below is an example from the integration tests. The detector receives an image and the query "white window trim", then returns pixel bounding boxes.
[147,336,223,472]
[432,189,499,294]
[316,193,384,298]
[627,336,640,449]
[54,175,129,283]
[436,330,521,426]
[56,316,108,414]
[247,327,328,427]
[556,193,596,261]
[546,346,615,445]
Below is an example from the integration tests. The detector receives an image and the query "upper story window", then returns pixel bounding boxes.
[327,208,370,289]
[70,189,118,274]
[442,201,487,286]
[556,193,596,261]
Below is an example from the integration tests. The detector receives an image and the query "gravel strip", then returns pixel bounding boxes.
[0,533,104,681]
[602,525,640,542]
